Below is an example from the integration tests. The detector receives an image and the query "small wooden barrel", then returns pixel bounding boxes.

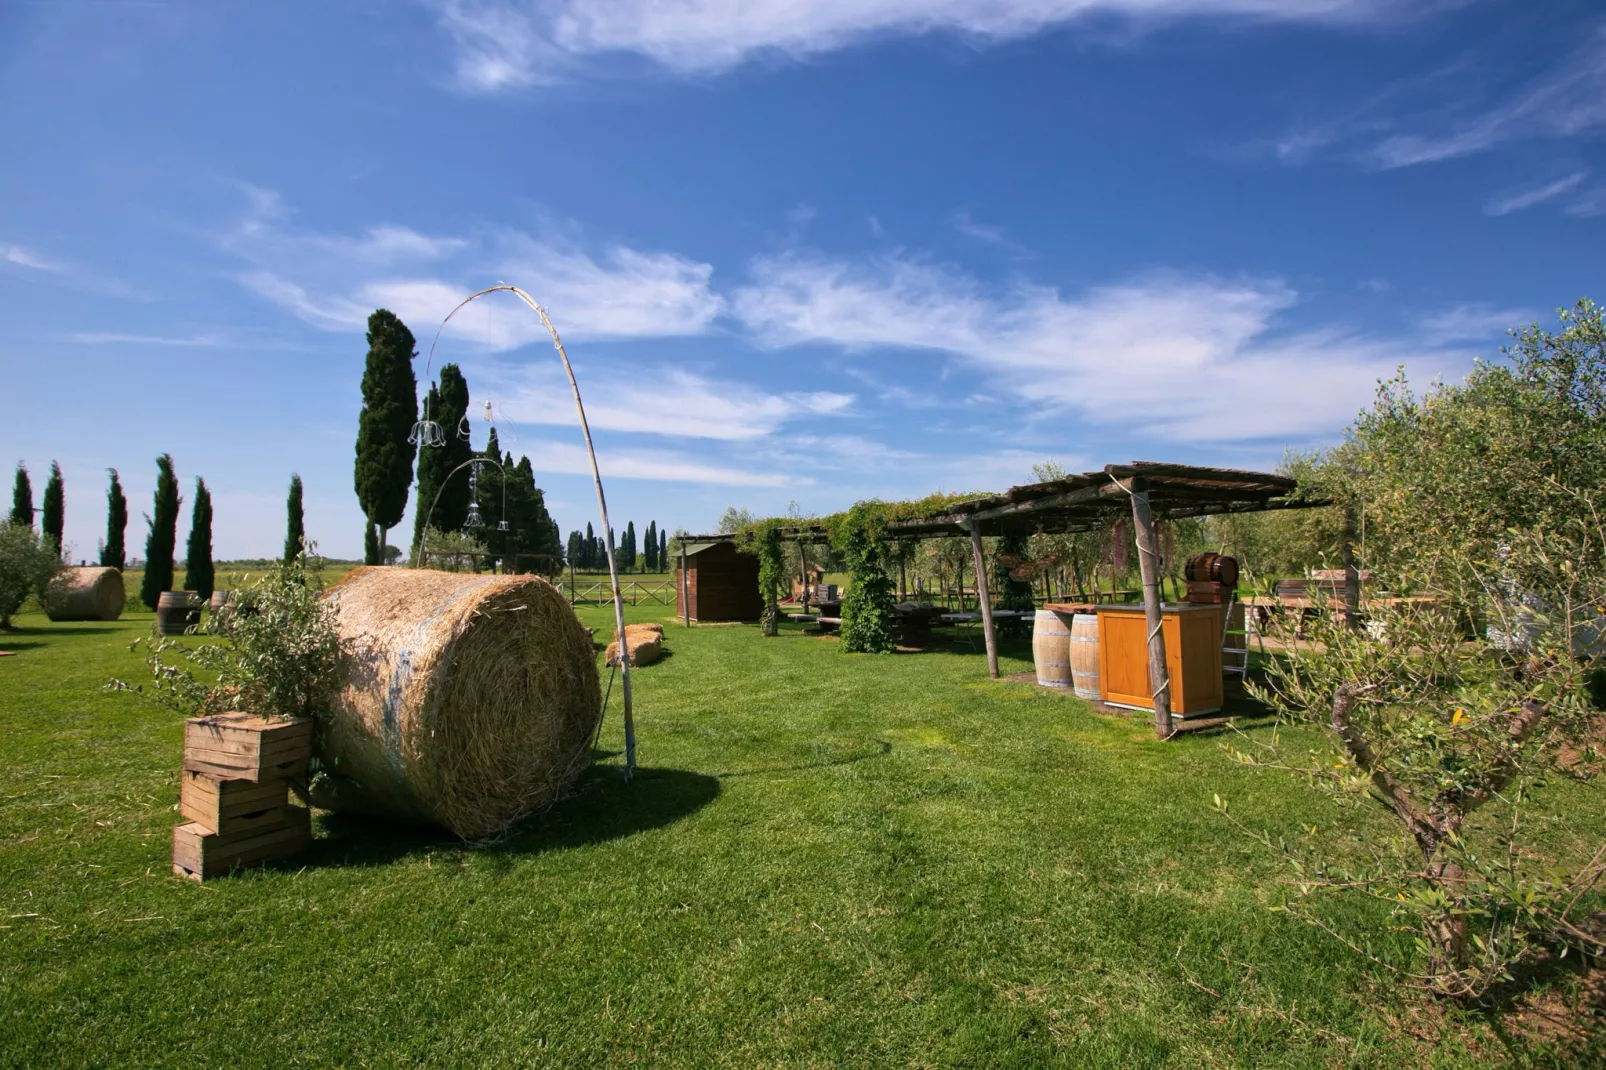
[1070,613,1101,700]
[1185,553,1239,588]
[156,590,202,636]
[1031,609,1072,689]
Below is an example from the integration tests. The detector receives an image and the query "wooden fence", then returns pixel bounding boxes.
[566,576,677,606]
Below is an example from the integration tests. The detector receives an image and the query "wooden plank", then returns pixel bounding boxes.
[963,521,999,679]
[179,771,291,835]
[171,806,311,881]
[183,714,312,782]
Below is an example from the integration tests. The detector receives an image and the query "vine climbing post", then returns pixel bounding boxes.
[425,285,635,782]
[961,519,999,679]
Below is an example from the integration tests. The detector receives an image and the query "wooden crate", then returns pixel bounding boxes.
[179,770,291,836]
[172,806,311,881]
[182,713,312,782]
[1096,604,1224,716]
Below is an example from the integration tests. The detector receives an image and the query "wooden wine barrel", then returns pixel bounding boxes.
[1031,609,1072,689]
[1070,613,1101,700]
[1184,553,1239,588]
[156,591,202,636]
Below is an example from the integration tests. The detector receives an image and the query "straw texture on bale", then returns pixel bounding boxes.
[316,566,601,839]
[44,567,124,621]
[605,622,664,667]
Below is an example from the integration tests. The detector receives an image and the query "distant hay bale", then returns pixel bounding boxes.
[605,622,664,667]
[315,566,601,839]
[44,567,124,621]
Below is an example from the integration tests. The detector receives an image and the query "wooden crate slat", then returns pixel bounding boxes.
[179,771,291,835]
[171,807,311,881]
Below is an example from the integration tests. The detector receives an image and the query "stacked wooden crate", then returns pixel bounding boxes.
[172,713,313,881]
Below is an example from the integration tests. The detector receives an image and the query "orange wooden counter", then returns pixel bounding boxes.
[1095,603,1223,716]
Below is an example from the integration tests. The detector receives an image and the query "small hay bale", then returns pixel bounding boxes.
[43,567,124,621]
[605,622,664,667]
[315,566,600,839]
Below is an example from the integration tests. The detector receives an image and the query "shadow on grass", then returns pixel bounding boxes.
[715,739,892,779]
[297,764,719,871]
[2,623,124,640]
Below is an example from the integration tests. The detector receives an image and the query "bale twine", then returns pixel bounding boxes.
[43,567,124,622]
[315,566,601,839]
[605,622,664,667]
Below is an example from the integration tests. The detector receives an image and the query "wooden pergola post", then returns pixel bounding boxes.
[1125,477,1174,739]
[962,520,1000,679]
[680,543,690,627]
[799,542,810,613]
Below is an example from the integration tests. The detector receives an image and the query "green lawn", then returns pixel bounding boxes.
[1,603,1598,1067]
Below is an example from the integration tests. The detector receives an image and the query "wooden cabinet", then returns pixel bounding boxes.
[1096,604,1224,716]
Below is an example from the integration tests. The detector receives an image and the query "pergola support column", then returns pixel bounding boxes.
[680,543,690,627]
[1125,477,1174,739]
[962,520,1000,679]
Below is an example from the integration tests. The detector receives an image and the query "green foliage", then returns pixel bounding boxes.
[621,520,637,570]
[101,468,126,571]
[40,461,63,555]
[10,463,33,528]
[659,527,667,570]
[477,455,562,571]
[411,363,473,552]
[735,518,785,637]
[644,520,658,571]
[418,526,487,571]
[718,506,755,534]
[363,522,380,568]
[830,503,899,653]
[0,521,63,628]
[139,454,180,610]
[284,473,305,563]
[112,546,344,723]
[354,308,418,561]
[183,478,214,601]
[991,532,1036,638]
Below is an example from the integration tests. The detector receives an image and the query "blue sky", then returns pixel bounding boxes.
[2,0,1603,560]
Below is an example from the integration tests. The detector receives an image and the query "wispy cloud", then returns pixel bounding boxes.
[433,0,1441,90]
[525,439,799,486]
[66,331,223,347]
[1482,172,1587,217]
[731,252,1464,441]
[479,366,853,441]
[1419,302,1532,343]
[2,242,67,273]
[950,211,1029,255]
[227,189,724,345]
[1276,25,1606,170]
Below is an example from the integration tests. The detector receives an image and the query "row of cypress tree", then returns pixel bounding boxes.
[564,520,668,572]
[10,457,313,608]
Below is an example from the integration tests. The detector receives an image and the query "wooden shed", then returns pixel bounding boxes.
[675,541,763,622]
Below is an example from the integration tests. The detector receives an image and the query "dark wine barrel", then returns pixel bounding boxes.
[156,590,202,636]
[1184,553,1239,588]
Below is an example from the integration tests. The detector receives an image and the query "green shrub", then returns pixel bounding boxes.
[0,521,63,628]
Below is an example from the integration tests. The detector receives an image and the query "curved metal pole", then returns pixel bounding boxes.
[411,457,506,568]
[428,285,635,782]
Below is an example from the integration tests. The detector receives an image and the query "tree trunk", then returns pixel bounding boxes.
[1126,478,1174,739]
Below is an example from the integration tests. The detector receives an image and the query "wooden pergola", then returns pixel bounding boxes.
[773,461,1328,739]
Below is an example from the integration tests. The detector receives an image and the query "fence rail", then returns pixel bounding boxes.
[566,577,676,607]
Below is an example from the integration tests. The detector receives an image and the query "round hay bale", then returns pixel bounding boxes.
[316,566,601,839]
[43,567,124,622]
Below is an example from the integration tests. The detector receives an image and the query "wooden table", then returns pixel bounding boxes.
[1095,603,1224,716]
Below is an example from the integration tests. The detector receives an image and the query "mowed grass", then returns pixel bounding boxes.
[1,597,1600,1068]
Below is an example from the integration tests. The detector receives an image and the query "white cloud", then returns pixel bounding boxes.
[227,190,724,345]
[1419,303,1531,342]
[434,0,1434,89]
[1483,172,1588,216]
[480,365,853,440]
[524,438,798,486]
[732,252,1462,441]
[3,242,67,272]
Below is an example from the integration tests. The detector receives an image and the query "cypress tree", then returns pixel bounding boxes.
[660,528,668,571]
[139,454,180,609]
[619,521,634,571]
[411,363,473,550]
[566,530,582,569]
[645,520,657,571]
[183,478,214,601]
[585,522,596,569]
[41,461,64,555]
[354,309,418,564]
[284,474,305,561]
[364,523,380,567]
[10,463,33,528]
[102,469,127,570]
